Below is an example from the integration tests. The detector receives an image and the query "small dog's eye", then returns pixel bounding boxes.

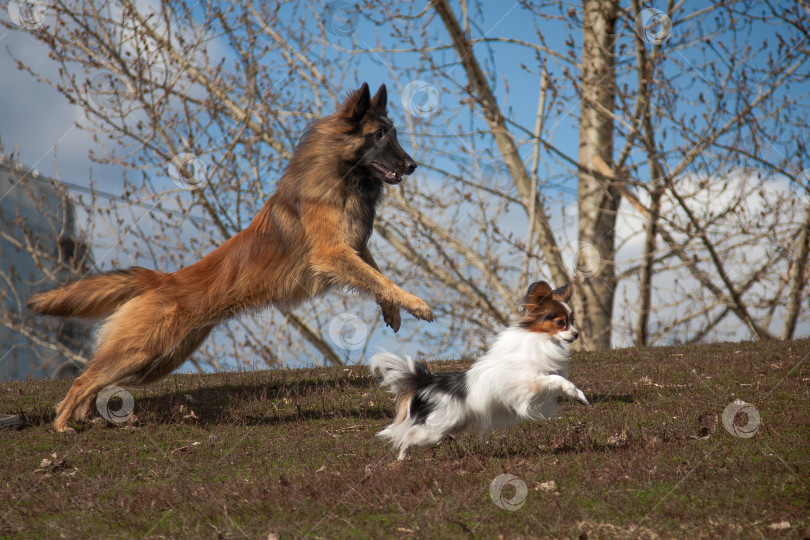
[556,319,565,328]
[374,130,385,140]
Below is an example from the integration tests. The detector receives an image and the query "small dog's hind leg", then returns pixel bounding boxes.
[396,425,447,461]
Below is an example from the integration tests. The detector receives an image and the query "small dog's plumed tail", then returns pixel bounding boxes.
[370,352,435,459]
[370,352,467,460]
[370,352,432,426]
[28,267,162,319]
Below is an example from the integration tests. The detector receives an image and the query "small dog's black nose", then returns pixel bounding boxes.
[572,331,580,340]
[404,160,417,175]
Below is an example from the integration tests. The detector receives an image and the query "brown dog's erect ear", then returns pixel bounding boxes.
[552,284,571,303]
[340,82,371,122]
[523,281,553,311]
[370,84,388,113]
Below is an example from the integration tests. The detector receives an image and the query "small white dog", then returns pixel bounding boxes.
[370,281,589,461]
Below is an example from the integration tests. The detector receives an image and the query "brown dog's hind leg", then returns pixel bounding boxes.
[54,376,91,432]
[53,321,213,432]
[54,296,170,432]
[53,349,150,432]
[73,391,98,422]
[53,290,215,433]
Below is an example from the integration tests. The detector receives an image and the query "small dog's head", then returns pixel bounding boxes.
[520,281,579,345]
[338,83,417,185]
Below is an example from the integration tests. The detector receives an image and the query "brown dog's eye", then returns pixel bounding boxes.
[556,319,565,328]
[374,130,385,140]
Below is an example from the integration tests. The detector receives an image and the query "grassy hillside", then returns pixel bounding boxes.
[1,339,808,539]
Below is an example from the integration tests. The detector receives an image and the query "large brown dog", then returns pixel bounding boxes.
[29,83,433,433]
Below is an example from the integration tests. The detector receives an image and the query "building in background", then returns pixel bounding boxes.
[0,146,92,380]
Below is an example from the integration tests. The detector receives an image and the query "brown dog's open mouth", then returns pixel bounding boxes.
[369,162,403,184]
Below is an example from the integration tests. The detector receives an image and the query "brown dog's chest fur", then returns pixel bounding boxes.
[164,172,382,324]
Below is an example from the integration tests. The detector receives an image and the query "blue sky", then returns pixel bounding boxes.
[0,1,579,191]
[3,1,803,199]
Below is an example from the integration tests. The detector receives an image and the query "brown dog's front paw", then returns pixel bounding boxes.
[380,301,401,332]
[403,295,433,322]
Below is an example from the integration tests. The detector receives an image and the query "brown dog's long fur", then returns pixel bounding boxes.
[29,83,433,433]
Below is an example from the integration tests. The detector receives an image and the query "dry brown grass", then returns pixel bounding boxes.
[1,338,808,538]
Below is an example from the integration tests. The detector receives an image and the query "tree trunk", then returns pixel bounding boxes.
[631,0,669,346]
[782,202,810,339]
[575,0,619,350]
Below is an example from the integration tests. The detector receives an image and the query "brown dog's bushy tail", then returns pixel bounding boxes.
[28,267,162,319]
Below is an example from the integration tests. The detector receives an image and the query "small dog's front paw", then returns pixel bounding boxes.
[563,381,589,406]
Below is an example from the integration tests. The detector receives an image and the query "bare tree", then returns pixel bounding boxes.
[574,0,619,349]
[1,0,808,377]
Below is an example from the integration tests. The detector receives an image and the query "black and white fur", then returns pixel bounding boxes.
[370,281,589,461]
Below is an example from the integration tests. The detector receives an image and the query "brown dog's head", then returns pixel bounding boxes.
[338,83,417,185]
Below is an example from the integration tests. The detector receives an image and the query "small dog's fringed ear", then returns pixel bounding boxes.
[340,82,371,122]
[552,284,571,303]
[370,84,388,113]
[523,280,553,311]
